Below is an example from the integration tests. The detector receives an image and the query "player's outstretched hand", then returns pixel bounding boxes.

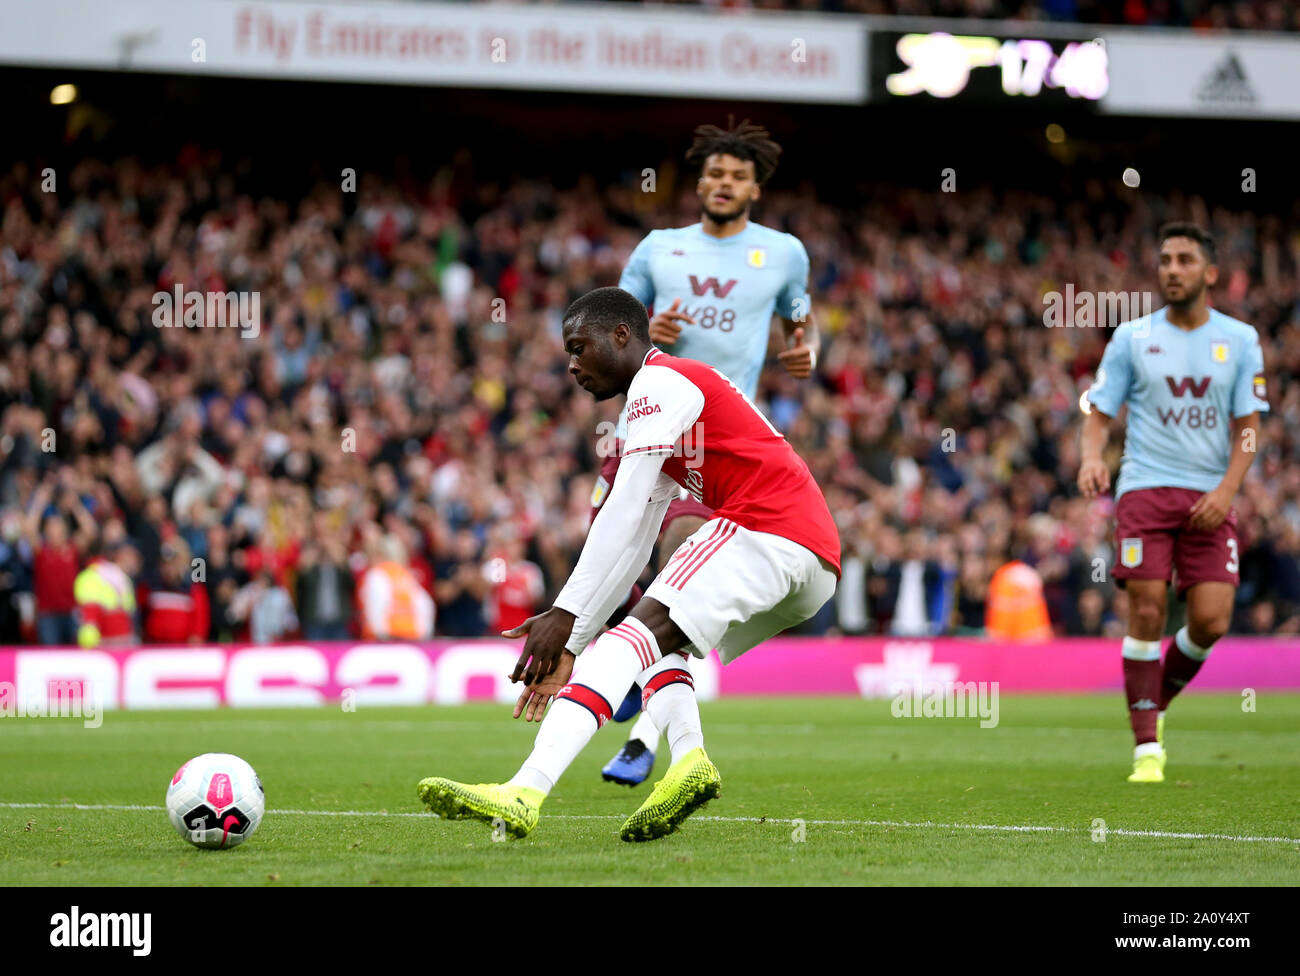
[1077,458,1110,498]
[779,327,815,378]
[505,606,577,686]
[648,298,692,346]
[512,651,575,722]
[1188,486,1232,531]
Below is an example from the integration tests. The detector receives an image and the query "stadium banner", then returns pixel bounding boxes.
[1,637,1297,710]
[0,0,866,104]
[1099,32,1300,120]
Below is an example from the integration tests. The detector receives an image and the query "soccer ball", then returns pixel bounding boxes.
[165,753,265,849]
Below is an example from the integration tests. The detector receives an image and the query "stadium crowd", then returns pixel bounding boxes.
[1,151,1297,644]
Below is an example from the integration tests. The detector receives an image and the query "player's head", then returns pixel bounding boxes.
[686,118,782,225]
[1157,222,1218,309]
[561,287,651,400]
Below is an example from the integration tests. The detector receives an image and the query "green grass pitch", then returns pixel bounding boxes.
[2,695,1297,885]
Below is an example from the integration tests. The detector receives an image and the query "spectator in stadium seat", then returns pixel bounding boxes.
[1253,521,1300,629]
[25,480,96,646]
[74,539,139,647]
[177,499,213,563]
[243,527,299,588]
[209,575,244,643]
[832,539,870,635]
[359,534,435,641]
[140,541,210,644]
[1272,524,1300,629]
[484,528,545,637]
[297,537,355,641]
[1241,600,1276,635]
[201,523,243,641]
[1020,513,1073,632]
[233,568,299,645]
[0,510,30,643]
[128,495,173,576]
[433,530,490,637]
[0,406,50,492]
[1067,587,1114,637]
[135,415,226,516]
[954,552,990,635]
[985,560,1053,643]
[865,525,903,633]
[929,535,961,634]
[888,530,947,636]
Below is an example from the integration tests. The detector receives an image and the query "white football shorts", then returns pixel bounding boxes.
[645,516,837,665]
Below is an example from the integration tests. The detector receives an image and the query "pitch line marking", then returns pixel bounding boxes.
[2,802,1296,845]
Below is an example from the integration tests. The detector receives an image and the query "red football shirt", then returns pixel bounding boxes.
[141,582,210,643]
[622,348,840,574]
[487,559,545,634]
[34,544,80,613]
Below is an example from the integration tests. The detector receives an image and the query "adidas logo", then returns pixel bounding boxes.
[1197,52,1257,107]
[1130,698,1159,711]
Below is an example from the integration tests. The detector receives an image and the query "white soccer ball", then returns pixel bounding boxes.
[165,753,265,849]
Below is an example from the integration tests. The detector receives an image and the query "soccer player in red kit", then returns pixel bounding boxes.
[418,287,840,841]
[598,119,819,786]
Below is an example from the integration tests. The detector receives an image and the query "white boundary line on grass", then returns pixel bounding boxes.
[3,801,1297,845]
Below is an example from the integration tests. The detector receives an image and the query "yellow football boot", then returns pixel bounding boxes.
[620,747,721,842]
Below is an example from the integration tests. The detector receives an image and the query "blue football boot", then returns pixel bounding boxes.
[612,683,641,723]
[601,739,655,786]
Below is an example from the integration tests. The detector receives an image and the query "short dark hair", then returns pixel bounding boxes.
[1158,222,1217,263]
[685,118,783,185]
[562,287,650,342]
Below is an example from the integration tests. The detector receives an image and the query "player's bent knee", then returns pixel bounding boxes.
[630,596,672,631]
[630,597,690,658]
[1129,600,1166,638]
[1189,614,1230,646]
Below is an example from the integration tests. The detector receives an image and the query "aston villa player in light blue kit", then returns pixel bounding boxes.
[594,120,822,785]
[1079,223,1269,783]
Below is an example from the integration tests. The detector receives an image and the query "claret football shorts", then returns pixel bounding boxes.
[1113,486,1241,598]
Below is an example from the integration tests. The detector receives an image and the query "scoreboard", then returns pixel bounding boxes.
[872,30,1109,105]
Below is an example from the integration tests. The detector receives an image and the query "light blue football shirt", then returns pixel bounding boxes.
[1085,307,1269,500]
[619,221,810,404]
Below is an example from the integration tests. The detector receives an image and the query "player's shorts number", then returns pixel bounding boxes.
[1226,537,1239,573]
[685,306,735,332]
